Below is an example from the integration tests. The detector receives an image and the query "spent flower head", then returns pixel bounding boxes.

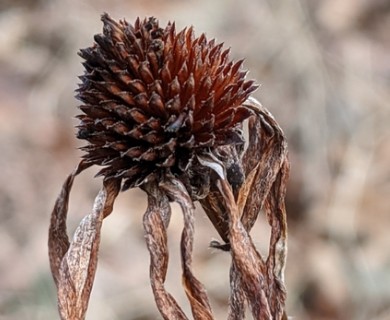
[76,13,257,197]
[49,13,289,320]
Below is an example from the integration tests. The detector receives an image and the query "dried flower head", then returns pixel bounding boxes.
[77,13,257,196]
[49,13,290,320]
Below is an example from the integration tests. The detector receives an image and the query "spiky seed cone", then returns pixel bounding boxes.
[76,13,258,196]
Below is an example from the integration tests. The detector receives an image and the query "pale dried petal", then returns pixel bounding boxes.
[49,169,120,320]
[48,160,91,286]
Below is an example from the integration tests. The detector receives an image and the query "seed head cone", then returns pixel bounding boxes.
[76,13,258,196]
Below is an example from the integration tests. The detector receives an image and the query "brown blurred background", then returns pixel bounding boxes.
[0,0,389,319]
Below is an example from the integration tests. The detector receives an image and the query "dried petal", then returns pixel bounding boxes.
[199,97,289,320]
[218,179,272,320]
[160,178,214,320]
[141,182,188,320]
[49,161,120,320]
[48,161,92,286]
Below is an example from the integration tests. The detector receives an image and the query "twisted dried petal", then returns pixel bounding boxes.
[218,179,271,320]
[160,177,214,320]
[141,182,188,320]
[48,161,121,320]
[199,98,289,319]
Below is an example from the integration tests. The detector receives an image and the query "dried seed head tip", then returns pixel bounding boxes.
[76,13,258,193]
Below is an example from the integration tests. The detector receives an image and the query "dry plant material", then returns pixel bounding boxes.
[49,13,289,320]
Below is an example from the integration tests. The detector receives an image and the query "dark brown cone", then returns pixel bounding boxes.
[76,13,257,197]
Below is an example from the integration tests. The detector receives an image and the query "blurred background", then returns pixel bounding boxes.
[0,0,389,319]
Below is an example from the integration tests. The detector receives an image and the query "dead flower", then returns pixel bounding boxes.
[49,13,289,320]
